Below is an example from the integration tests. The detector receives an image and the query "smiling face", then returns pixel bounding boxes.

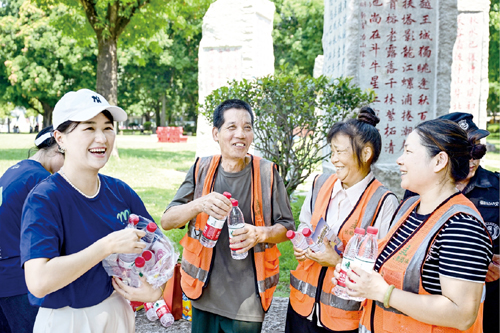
[212,108,254,162]
[396,131,436,193]
[330,134,370,189]
[56,112,115,173]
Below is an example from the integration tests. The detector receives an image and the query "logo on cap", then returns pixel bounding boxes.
[92,96,102,103]
[458,119,468,131]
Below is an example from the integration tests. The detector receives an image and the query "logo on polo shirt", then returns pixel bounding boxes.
[116,209,130,223]
[486,222,500,240]
[92,96,102,103]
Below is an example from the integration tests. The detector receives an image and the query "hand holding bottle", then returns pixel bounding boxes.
[305,237,342,267]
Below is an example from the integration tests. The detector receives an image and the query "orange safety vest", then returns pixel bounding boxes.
[290,174,395,331]
[179,154,281,312]
[359,193,491,333]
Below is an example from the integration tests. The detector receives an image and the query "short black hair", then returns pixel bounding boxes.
[213,99,253,129]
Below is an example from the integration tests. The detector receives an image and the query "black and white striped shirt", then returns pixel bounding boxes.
[375,211,493,294]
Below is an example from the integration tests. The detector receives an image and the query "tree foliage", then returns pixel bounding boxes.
[488,0,500,119]
[272,0,324,76]
[0,0,96,126]
[201,74,375,197]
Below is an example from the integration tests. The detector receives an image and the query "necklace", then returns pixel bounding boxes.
[59,168,100,199]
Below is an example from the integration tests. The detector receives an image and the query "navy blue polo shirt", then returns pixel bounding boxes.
[0,160,50,298]
[20,173,153,309]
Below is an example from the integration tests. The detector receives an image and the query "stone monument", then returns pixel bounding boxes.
[196,0,275,157]
[321,0,490,198]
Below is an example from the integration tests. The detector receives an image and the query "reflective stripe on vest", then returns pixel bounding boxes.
[180,154,279,312]
[290,174,393,331]
[360,194,490,333]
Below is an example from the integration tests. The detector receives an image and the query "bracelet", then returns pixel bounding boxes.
[383,285,395,308]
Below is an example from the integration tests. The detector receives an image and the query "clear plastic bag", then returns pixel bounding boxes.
[102,214,179,290]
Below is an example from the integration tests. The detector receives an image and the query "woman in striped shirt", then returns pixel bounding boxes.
[333,119,493,333]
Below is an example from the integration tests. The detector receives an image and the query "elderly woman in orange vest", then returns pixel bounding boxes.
[286,107,399,333]
[334,119,493,333]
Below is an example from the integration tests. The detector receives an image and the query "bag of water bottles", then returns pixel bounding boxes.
[102,214,179,289]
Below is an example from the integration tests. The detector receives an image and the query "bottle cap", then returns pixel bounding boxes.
[286,230,295,239]
[354,227,366,235]
[129,214,140,226]
[367,226,378,235]
[135,256,146,268]
[142,250,153,261]
[302,228,312,237]
[223,192,231,199]
[147,222,158,233]
[231,199,238,207]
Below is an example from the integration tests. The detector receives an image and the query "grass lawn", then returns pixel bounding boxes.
[485,135,499,172]
[0,133,303,296]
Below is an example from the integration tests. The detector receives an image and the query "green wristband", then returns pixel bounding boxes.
[383,285,395,308]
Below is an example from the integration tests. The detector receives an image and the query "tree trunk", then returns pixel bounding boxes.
[41,101,54,128]
[161,94,166,126]
[96,35,120,158]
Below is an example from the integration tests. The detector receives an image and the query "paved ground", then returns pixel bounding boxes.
[136,297,288,332]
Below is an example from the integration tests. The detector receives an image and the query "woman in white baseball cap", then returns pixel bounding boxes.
[20,89,161,332]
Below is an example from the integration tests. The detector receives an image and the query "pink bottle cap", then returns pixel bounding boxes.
[147,222,157,233]
[367,226,378,235]
[286,230,295,239]
[142,250,153,261]
[231,199,238,207]
[135,256,146,268]
[223,192,231,199]
[354,227,366,235]
[302,228,312,237]
[129,214,140,226]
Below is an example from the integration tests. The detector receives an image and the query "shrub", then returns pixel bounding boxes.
[143,121,152,131]
[200,74,375,197]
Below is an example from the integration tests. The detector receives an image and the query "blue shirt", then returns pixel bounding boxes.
[20,173,152,309]
[0,160,50,297]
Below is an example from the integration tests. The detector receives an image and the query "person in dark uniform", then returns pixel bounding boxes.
[403,112,499,333]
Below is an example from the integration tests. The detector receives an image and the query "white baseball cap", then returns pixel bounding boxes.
[52,89,127,129]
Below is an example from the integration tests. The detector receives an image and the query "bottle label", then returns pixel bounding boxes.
[228,224,244,251]
[118,258,135,269]
[144,302,154,311]
[203,219,224,240]
[337,257,354,288]
[154,301,171,319]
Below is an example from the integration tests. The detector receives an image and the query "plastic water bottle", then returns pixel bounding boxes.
[142,250,155,271]
[118,214,141,268]
[228,199,247,260]
[154,299,174,327]
[127,214,140,229]
[144,302,158,321]
[286,230,308,250]
[130,256,146,287]
[350,226,378,301]
[333,227,365,300]
[302,228,315,247]
[200,192,232,248]
[141,222,157,250]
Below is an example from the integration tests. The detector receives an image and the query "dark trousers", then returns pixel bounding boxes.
[0,294,39,333]
[285,301,358,333]
[191,306,263,333]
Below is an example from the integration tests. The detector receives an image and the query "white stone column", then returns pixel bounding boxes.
[322,0,461,198]
[449,0,490,130]
[196,0,275,157]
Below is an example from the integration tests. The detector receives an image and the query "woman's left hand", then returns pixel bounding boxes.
[112,276,164,303]
[344,264,389,303]
[305,238,342,267]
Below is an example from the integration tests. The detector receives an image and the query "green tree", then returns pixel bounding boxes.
[0,0,96,126]
[118,0,212,128]
[201,74,375,197]
[272,0,324,76]
[488,0,500,121]
[43,0,179,106]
